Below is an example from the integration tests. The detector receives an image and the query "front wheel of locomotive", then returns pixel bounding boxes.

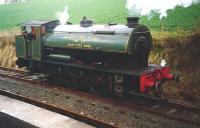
[64,76,80,90]
[152,81,164,99]
[89,73,113,97]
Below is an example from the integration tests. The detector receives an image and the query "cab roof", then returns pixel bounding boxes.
[22,20,58,26]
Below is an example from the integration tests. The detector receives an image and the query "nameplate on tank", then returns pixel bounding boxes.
[67,42,92,48]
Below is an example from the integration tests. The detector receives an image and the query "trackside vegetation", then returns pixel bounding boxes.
[0,0,199,31]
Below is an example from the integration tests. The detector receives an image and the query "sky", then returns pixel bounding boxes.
[0,0,5,4]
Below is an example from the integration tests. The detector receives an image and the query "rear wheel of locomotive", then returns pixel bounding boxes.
[27,61,35,74]
[89,73,113,97]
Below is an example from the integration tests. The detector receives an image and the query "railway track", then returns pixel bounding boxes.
[0,90,116,128]
[124,93,200,125]
[0,67,116,128]
[0,67,200,126]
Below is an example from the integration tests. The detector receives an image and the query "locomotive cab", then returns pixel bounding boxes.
[16,20,59,69]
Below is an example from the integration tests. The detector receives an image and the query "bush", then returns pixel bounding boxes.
[150,30,200,102]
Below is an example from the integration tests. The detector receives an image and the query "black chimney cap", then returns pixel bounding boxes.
[127,17,139,28]
[127,17,139,20]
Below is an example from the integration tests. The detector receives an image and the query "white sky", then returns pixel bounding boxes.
[126,0,200,18]
[0,0,5,4]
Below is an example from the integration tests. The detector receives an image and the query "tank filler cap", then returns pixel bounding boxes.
[80,16,93,27]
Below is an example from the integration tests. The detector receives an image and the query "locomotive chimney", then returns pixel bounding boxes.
[127,17,139,28]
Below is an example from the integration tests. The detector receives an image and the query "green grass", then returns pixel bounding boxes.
[0,0,127,30]
[0,0,200,31]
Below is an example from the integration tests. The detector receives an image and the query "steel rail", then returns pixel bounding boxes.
[0,89,117,128]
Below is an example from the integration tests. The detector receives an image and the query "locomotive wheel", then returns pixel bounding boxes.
[64,77,80,89]
[153,81,163,98]
[27,61,35,74]
[89,73,112,96]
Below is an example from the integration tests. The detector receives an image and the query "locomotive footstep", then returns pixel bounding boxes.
[151,105,160,109]
[166,108,177,114]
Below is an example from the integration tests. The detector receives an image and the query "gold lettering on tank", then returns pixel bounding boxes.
[67,43,92,48]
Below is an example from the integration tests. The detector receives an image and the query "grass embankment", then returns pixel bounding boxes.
[0,0,200,31]
[0,29,200,103]
[0,29,19,68]
[150,30,200,102]
[0,0,127,30]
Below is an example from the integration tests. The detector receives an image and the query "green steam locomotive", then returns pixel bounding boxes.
[15,17,177,97]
